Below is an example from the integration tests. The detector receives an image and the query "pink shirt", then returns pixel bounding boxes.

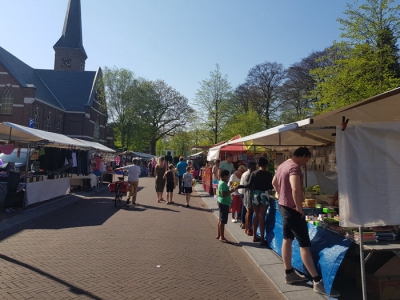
[275,159,302,208]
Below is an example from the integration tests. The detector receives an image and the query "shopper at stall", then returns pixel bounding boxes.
[272,147,339,297]
[228,165,246,223]
[155,156,166,203]
[218,153,234,178]
[176,157,188,194]
[147,160,153,178]
[151,157,157,177]
[115,158,141,205]
[239,161,257,235]
[164,164,176,204]
[238,157,273,246]
[216,169,239,243]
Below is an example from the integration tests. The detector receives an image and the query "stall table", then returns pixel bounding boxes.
[71,174,98,190]
[24,177,71,206]
[201,167,213,195]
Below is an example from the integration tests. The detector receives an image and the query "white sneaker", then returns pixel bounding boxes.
[231,219,237,223]
[313,280,340,297]
[285,270,307,284]
[5,208,13,214]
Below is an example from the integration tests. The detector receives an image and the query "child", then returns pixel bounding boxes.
[163,164,176,204]
[216,169,238,243]
[182,166,193,207]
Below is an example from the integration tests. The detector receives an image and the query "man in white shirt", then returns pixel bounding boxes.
[115,158,141,205]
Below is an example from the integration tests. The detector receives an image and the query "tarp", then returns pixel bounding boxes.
[0,122,90,149]
[336,122,400,227]
[265,200,351,296]
[74,138,115,153]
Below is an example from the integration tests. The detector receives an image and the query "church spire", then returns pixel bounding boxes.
[53,0,87,71]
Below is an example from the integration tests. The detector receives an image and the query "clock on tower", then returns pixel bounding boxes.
[61,58,71,67]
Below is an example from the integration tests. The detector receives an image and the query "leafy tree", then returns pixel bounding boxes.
[195,64,233,144]
[237,62,286,128]
[222,108,265,140]
[279,51,327,122]
[101,67,143,151]
[141,80,194,155]
[311,0,400,113]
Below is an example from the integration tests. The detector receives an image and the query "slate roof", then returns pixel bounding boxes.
[53,0,87,58]
[0,46,98,112]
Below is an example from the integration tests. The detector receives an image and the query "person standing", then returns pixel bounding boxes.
[115,158,141,205]
[212,159,220,182]
[238,157,273,246]
[228,165,246,223]
[216,169,238,243]
[155,157,166,203]
[151,157,157,177]
[182,166,193,207]
[218,153,234,179]
[147,160,153,178]
[164,164,176,204]
[272,147,339,297]
[239,161,257,235]
[176,158,188,194]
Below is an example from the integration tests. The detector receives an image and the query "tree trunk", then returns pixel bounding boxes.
[149,140,157,155]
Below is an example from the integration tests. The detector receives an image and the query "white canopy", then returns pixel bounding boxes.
[0,122,90,149]
[74,138,115,153]
[187,151,205,158]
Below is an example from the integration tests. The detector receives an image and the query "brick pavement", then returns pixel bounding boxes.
[0,177,285,300]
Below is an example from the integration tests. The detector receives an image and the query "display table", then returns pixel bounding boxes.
[25,177,71,206]
[71,174,98,188]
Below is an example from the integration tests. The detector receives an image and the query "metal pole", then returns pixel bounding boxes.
[358,226,368,300]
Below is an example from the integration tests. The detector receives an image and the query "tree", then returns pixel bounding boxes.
[239,62,286,128]
[222,108,265,140]
[311,0,400,113]
[101,67,144,151]
[195,64,233,144]
[141,80,194,155]
[279,51,327,122]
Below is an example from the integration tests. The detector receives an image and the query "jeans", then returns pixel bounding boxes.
[178,175,183,193]
[240,194,246,224]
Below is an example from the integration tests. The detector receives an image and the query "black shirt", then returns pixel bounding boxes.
[239,169,273,191]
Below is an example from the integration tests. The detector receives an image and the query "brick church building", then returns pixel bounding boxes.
[0,0,109,146]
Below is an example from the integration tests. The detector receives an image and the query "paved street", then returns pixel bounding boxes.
[0,177,285,300]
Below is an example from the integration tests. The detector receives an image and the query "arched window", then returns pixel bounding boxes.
[45,112,51,132]
[56,115,62,133]
[34,108,40,129]
[1,88,14,114]
[93,119,100,142]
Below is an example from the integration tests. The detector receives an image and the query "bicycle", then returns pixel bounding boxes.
[114,177,124,207]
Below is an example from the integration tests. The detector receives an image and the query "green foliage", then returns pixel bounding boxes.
[310,0,400,113]
[220,108,265,141]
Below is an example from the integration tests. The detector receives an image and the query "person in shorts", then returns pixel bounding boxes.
[215,169,238,243]
[182,166,193,208]
[163,164,176,204]
[272,147,339,297]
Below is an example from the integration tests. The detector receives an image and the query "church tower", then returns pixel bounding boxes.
[53,0,87,71]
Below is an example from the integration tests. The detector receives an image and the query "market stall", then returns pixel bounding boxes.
[0,122,92,207]
[221,87,400,298]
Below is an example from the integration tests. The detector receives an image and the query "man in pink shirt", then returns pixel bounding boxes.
[272,147,339,297]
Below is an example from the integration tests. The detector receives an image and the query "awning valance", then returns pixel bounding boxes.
[0,122,90,149]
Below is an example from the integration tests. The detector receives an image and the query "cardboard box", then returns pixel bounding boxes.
[366,273,400,300]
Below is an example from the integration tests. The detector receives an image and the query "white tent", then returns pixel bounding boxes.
[74,138,115,153]
[0,122,90,149]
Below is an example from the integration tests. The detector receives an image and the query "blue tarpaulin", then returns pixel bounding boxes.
[261,199,352,295]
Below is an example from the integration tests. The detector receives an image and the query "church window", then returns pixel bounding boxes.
[34,108,40,129]
[1,88,14,114]
[93,119,100,142]
[45,112,52,132]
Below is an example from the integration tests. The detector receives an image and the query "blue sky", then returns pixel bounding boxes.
[1,0,351,103]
